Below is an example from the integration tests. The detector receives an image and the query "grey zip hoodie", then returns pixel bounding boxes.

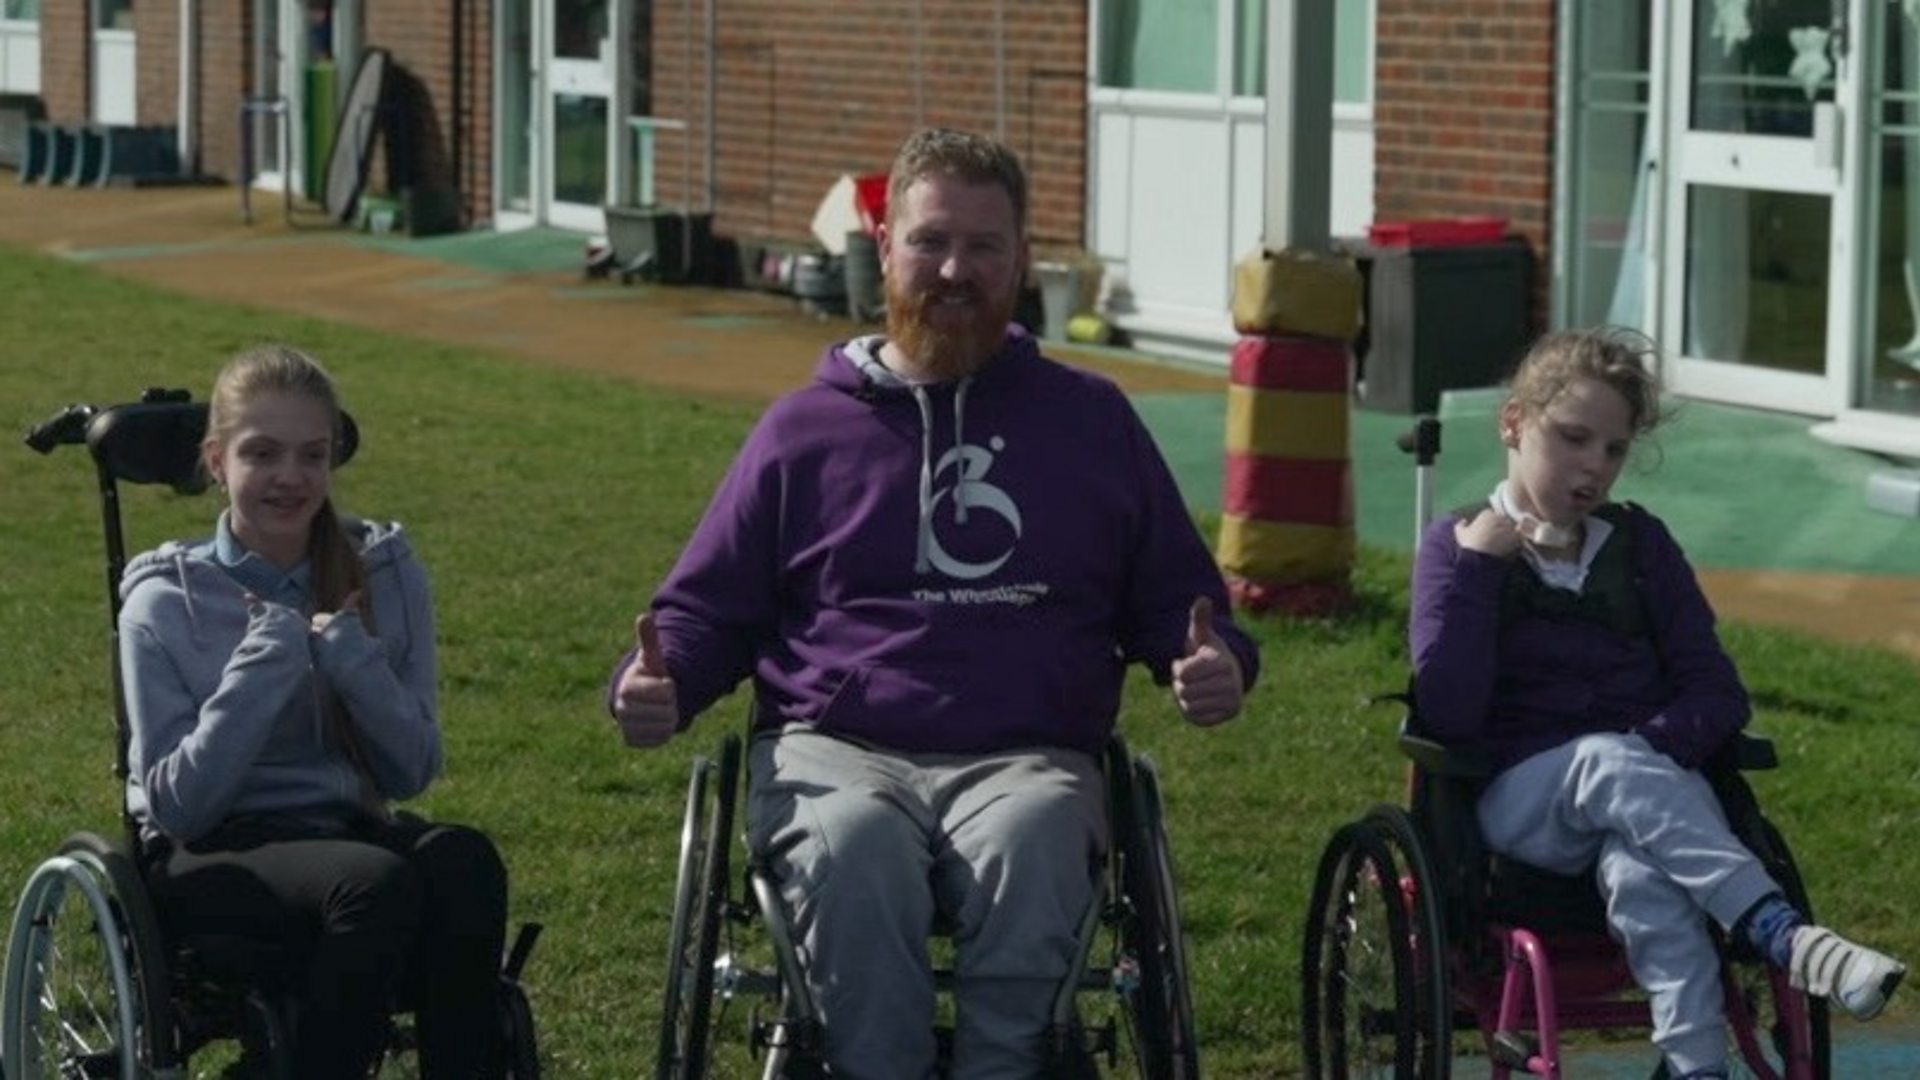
[118,519,442,843]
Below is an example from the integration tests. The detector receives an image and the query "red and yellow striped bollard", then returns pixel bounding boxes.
[1218,248,1362,615]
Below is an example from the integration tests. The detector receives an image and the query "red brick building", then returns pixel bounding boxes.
[6,1,1919,454]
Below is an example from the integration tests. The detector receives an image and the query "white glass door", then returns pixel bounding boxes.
[1661,0,1854,414]
[0,0,40,95]
[496,0,536,228]
[91,0,135,125]
[546,0,613,230]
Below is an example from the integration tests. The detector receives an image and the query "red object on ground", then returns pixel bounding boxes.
[854,173,889,234]
[1366,216,1507,247]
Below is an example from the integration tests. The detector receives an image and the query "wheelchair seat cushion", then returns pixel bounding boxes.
[1484,856,1610,936]
[169,932,297,993]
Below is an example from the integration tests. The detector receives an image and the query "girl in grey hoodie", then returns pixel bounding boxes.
[120,345,508,1078]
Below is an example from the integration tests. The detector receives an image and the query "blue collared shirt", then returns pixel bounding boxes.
[211,513,314,611]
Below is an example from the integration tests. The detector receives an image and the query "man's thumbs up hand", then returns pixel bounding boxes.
[613,611,681,748]
[1171,596,1243,726]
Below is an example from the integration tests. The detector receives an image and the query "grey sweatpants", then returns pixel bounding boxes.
[746,726,1107,1080]
[1477,733,1782,1076]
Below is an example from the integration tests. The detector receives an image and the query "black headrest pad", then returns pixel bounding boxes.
[86,401,359,494]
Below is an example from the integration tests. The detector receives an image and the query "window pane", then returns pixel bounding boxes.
[554,93,608,206]
[1690,0,1834,137]
[1100,0,1217,93]
[96,0,131,30]
[1334,0,1371,104]
[500,0,532,212]
[1684,185,1828,374]
[1234,0,1262,96]
[1230,0,1369,102]
[554,0,609,63]
[1862,11,1920,416]
[1567,0,1653,328]
[4,0,41,22]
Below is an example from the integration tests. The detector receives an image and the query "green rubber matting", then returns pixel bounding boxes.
[1133,391,1920,575]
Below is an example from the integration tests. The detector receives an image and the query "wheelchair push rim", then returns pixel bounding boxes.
[1113,752,1200,1080]
[655,734,738,1080]
[1301,821,1423,1079]
[2,849,161,1079]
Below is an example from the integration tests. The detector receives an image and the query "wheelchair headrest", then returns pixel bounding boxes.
[84,394,359,494]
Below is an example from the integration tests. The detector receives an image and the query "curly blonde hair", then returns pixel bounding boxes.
[1505,326,1667,437]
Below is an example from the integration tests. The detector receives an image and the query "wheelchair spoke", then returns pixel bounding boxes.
[1315,833,1417,1079]
[21,876,132,1079]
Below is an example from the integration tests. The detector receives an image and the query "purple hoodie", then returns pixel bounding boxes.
[1409,505,1748,773]
[617,328,1259,754]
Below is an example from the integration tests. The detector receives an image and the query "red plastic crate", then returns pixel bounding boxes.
[1366,216,1508,247]
[854,173,889,235]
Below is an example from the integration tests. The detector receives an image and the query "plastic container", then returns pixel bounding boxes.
[853,173,889,234]
[843,230,884,321]
[1366,216,1508,248]
[1032,261,1083,343]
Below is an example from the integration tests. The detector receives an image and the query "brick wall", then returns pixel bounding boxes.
[647,0,1089,252]
[364,1,493,227]
[1374,1,1556,326]
[134,1,177,127]
[197,0,252,182]
[39,3,86,123]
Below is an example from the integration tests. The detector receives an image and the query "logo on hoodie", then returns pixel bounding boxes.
[917,436,1021,580]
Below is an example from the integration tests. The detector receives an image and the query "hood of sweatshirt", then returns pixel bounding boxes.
[119,517,415,636]
[831,330,1042,577]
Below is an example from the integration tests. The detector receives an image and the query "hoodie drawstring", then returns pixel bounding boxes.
[952,377,972,527]
[911,385,936,573]
[907,376,978,574]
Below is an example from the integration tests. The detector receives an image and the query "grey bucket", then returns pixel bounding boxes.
[844,231,884,321]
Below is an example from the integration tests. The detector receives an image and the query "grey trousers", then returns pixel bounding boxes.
[747,726,1108,1080]
[1477,732,1782,1076]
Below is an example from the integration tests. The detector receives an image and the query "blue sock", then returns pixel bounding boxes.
[1740,893,1805,969]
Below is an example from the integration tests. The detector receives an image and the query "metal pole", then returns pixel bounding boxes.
[704,0,716,213]
[1262,0,1333,252]
[993,0,1006,140]
[178,0,196,175]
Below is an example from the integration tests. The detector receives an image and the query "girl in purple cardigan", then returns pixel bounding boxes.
[1409,328,1903,1080]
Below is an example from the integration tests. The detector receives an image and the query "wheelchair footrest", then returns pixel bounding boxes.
[1491,1030,1538,1069]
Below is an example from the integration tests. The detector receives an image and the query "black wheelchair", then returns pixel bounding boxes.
[3,390,542,1078]
[654,726,1200,1079]
[1297,419,1828,1079]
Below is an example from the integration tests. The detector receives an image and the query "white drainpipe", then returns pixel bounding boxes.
[177,0,197,173]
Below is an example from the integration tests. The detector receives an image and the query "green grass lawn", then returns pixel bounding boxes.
[2,247,1917,1077]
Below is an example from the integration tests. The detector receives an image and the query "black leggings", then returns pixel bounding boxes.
[144,814,508,1080]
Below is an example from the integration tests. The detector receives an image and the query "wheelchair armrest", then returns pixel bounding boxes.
[1729,733,1777,771]
[1396,730,1493,779]
[1702,732,1779,776]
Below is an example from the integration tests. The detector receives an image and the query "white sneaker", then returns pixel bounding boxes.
[1788,926,1907,1021]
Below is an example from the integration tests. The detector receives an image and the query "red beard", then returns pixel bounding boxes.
[884,276,1017,382]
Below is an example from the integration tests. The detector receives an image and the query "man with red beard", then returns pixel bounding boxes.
[609,128,1259,1079]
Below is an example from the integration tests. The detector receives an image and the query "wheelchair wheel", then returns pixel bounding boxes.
[1723,816,1830,1080]
[1301,822,1419,1079]
[500,978,540,1079]
[655,735,739,1080]
[1115,754,1199,1080]
[2,833,174,1078]
[1361,805,1452,1079]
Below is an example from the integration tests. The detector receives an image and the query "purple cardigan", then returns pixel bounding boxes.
[1408,506,1748,774]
